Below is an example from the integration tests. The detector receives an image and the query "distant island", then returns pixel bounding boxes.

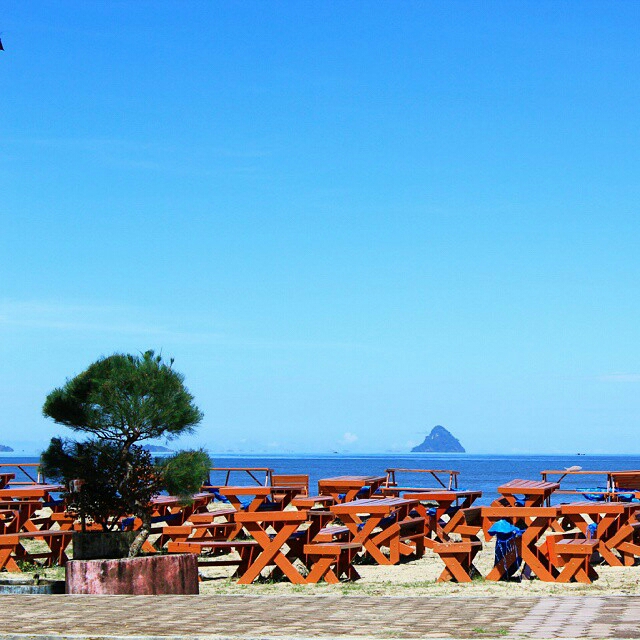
[143,445,174,453]
[0,444,14,452]
[411,425,465,453]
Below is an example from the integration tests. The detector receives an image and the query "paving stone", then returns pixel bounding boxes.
[0,595,640,639]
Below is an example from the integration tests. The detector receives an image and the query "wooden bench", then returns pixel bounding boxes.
[187,509,237,524]
[156,522,236,549]
[303,542,362,583]
[371,517,426,564]
[610,472,640,494]
[271,474,309,503]
[550,538,599,583]
[314,525,351,543]
[291,495,334,509]
[432,540,482,582]
[166,539,260,576]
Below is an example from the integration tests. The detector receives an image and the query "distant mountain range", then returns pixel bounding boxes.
[411,426,465,453]
[0,444,14,452]
[143,445,174,453]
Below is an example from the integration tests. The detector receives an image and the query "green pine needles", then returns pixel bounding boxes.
[40,350,211,557]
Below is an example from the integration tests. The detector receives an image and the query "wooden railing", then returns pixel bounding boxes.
[385,468,459,490]
[0,463,46,485]
[206,467,273,487]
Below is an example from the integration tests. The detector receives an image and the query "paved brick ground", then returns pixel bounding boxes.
[1,595,640,639]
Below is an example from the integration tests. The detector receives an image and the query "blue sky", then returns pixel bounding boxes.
[1,2,640,454]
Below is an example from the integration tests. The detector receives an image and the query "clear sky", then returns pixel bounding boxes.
[2,2,640,455]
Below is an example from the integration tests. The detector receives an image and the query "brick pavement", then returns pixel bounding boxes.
[1,595,640,639]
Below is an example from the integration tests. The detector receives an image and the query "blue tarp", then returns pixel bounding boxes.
[488,519,524,579]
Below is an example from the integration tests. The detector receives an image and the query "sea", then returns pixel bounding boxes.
[4,453,640,505]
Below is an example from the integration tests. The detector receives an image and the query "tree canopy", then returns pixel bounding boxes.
[41,351,209,556]
[42,350,203,446]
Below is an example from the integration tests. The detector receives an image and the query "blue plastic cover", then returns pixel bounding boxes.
[488,519,520,536]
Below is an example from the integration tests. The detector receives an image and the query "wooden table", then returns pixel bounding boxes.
[331,497,419,565]
[0,486,64,502]
[0,500,54,533]
[559,501,639,566]
[495,479,559,507]
[482,505,560,581]
[234,510,310,584]
[318,475,386,503]
[0,530,74,572]
[404,490,482,544]
[213,486,301,512]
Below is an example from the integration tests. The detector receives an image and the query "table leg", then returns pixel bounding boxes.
[237,524,305,584]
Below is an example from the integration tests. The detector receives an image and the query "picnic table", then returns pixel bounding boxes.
[318,475,387,503]
[0,530,74,572]
[495,479,559,507]
[481,505,560,582]
[0,499,58,533]
[559,501,640,566]
[213,485,301,511]
[403,490,482,544]
[0,485,64,501]
[331,497,421,565]
[234,510,310,584]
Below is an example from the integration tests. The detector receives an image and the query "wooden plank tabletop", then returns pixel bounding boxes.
[498,479,560,495]
[482,505,560,518]
[559,501,636,514]
[402,490,482,500]
[332,497,418,514]
[319,475,386,485]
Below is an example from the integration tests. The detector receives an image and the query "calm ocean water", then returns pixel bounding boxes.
[4,453,640,505]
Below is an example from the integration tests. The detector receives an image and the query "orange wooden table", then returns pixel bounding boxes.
[318,475,386,503]
[481,505,560,581]
[403,490,482,545]
[0,530,74,571]
[234,510,310,584]
[495,480,559,507]
[559,501,639,566]
[214,485,300,511]
[0,486,64,502]
[0,500,55,533]
[330,497,420,565]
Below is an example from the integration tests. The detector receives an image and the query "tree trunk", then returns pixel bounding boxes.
[128,513,151,557]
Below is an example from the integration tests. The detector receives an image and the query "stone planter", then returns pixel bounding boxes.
[66,553,198,595]
[72,530,137,560]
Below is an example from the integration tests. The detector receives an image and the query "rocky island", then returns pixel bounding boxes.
[411,425,465,453]
[0,444,14,452]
